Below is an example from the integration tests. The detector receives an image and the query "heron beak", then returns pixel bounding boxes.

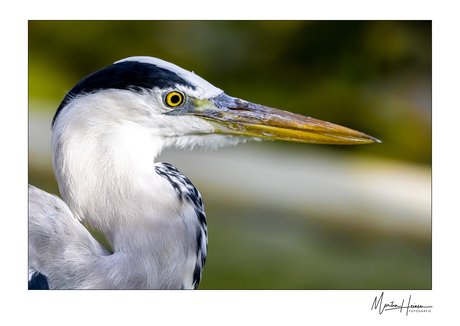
[192,93,380,145]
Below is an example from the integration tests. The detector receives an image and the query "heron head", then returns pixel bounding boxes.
[52,56,380,153]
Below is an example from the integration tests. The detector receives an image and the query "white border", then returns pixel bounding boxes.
[4,1,459,324]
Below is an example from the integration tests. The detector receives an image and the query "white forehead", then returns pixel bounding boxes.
[115,56,223,99]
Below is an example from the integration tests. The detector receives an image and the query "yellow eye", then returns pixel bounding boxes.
[165,91,184,107]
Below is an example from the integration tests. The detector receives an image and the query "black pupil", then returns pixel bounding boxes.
[171,94,181,104]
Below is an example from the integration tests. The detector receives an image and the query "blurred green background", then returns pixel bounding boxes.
[28,21,431,289]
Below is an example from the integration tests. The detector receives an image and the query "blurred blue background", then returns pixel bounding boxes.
[28,21,431,289]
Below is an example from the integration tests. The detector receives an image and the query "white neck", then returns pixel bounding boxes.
[52,92,161,231]
[51,91,203,288]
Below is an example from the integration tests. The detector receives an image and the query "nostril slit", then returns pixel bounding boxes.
[229,107,252,112]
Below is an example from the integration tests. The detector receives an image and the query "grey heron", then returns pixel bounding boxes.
[28,56,380,289]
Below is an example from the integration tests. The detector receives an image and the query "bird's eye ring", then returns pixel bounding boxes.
[165,91,184,107]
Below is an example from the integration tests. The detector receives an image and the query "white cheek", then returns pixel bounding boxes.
[153,115,215,137]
